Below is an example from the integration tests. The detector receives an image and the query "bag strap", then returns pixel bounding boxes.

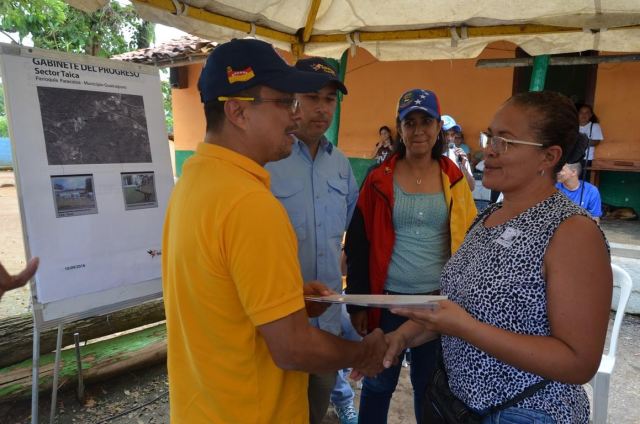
[435,344,551,417]
[488,379,551,414]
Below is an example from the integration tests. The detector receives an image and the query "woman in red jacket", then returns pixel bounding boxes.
[345,89,476,424]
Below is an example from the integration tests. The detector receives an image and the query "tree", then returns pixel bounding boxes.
[0,84,7,137]
[0,0,153,57]
[160,71,174,135]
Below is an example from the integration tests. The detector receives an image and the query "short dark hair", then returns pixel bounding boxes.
[394,117,444,160]
[203,85,262,134]
[379,125,392,135]
[508,91,580,173]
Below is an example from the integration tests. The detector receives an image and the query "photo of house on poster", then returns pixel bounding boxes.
[121,172,158,210]
[51,174,99,218]
[0,44,173,310]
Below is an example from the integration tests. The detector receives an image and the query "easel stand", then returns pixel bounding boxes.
[30,323,70,424]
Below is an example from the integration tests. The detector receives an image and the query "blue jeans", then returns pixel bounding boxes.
[331,304,362,407]
[332,368,355,408]
[358,308,439,424]
[331,305,362,408]
[481,407,555,424]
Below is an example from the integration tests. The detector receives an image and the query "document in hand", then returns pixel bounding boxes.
[304,294,447,309]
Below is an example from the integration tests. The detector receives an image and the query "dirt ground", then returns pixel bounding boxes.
[0,169,638,424]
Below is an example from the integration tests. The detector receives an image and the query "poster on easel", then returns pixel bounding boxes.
[0,43,172,328]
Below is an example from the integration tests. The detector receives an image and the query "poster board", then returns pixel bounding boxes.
[0,43,172,328]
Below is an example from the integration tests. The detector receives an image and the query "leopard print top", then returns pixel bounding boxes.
[441,192,603,424]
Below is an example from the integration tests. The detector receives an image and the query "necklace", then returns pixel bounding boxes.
[416,177,422,185]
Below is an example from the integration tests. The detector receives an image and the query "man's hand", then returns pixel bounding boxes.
[351,328,387,378]
[453,147,468,164]
[303,281,335,318]
[0,257,39,301]
[349,309,368,336]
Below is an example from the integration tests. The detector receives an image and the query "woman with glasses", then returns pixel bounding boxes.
[344,88,477,424]
[384,91,612,424]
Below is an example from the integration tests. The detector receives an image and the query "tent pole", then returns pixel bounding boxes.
[324,49,349,147]
[529,55,549,91]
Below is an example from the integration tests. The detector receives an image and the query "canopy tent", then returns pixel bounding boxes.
[64,0,640,60]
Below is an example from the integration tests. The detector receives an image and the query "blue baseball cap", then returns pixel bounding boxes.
[294,57,348,94]
[198,38,331,103]
[397,89,441,121]
[442,115,462,132]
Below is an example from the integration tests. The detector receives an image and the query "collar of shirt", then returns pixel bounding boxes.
[195,142,270,188]
[292,135,334,161]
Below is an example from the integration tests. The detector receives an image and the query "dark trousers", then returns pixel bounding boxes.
[358,308,439,424]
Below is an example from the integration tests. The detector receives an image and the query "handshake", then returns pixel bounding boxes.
[302,281,413,379]
[350,328,391,378]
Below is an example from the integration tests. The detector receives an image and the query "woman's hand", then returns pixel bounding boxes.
[391,300,476,338]
[350,309,368,336]
[383,330,407,369]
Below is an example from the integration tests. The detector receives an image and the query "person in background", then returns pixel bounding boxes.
[162,39,387,424]
[0,257,38,301]
[556,162,603,222]
[442,115,470,154]
[345,89,477,424]
[266,57,360,424]
[384,91,611,424]
[577,103,604,181]
[442,115,475,190]
[374,125,395,163]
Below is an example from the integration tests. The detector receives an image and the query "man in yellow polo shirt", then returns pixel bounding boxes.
[162,39,388,423]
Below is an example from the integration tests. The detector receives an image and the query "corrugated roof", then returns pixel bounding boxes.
[112,35,216,67]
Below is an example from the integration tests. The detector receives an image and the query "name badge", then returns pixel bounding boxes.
[495,226,521,248]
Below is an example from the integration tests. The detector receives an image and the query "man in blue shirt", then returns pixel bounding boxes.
[266,57,359,424]
[556,162,603,222]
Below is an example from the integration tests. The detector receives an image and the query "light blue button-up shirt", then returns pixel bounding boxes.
[266,137,359,335]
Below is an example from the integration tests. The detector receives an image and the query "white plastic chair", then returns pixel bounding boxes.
[588,263,633,424]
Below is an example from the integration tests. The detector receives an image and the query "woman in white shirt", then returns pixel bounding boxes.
[578,104,604,180]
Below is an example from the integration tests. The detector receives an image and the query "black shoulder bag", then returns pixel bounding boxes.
[423,346,550,424]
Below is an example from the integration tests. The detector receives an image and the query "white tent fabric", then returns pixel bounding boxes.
[65,0,109,13]
[67,0,640,60]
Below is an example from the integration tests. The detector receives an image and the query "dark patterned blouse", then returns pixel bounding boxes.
[441,192,605,424]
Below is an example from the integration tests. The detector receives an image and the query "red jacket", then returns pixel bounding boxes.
[345,153,477,331]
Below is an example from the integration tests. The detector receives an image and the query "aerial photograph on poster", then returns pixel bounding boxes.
[51,174,98,218]
[37,87,152,165]
[121,171,158,210]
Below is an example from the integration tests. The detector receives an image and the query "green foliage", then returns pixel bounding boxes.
[0,0,154,57]
[0,84,7,137]
[0,84,5,116]
[0,115,7,138]
[160,70,174,135]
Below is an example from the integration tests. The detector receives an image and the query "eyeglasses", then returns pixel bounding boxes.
[217,96,300,113]
[479,131,544,154]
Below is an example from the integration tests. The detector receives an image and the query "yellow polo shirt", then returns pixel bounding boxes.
[162,143,308,423]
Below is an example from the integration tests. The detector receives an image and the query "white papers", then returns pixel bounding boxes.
[305,294,447,309]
